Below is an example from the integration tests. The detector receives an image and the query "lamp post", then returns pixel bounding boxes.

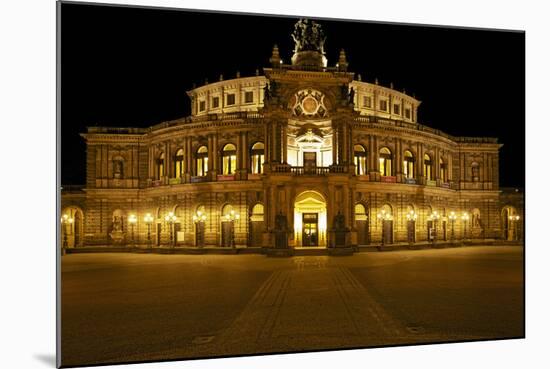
[164,211,177,247]
[427,211,440,245]
[406,210,417,244]
[224,210,240,248]
[60,214,73,255]
[461,212,469,242]
[128,213,137,247]
[192,209,207,248]
[449,211,457,243]
[376,209,393,246]
[144,213,154,248]
[508,214,520,241]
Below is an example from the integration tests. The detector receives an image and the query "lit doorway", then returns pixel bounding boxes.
[294,191,327,247]
[302,213,319,246]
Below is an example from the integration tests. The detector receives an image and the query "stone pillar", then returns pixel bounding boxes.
[417,143,424,184]
[332,127,338,165]
[282,124,288,164]
[396,139,402,182]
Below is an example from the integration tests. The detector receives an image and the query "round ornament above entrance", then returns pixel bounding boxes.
[290,89,329,118]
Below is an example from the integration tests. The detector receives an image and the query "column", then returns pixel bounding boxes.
[332,125,338,165]
[212,133,219,177]
[264,120,270,164]
[282,123,288,164]
[395,139,402,182]
[435,148,441,184]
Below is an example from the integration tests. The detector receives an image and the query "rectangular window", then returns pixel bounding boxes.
[379,100,387,111]
[363,96,371,108]
[212,96,219,108]
[405,108,411,119]
[199,101,206,111]
[393,104,400,115]
[244,91,253,103]
[227,93,235,105]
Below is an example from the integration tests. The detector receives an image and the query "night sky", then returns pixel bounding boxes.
[61,2,525,187]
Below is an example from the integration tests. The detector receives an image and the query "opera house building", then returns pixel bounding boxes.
[60,19,523,254]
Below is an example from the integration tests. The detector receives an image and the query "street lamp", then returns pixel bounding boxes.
[376,209,393,245]
[192,209,207,247]
[427,211,440,245]
[60,214,74,254]
[406,210,417,244]
[144,213,154,248]
[461,212,470,242]
[508,214,520,241]
[224,210,240,248]
[128,213,137,247]
[449,211,457,242]
[164,211,178,247]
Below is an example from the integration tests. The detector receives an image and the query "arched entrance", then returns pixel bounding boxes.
[294,191,327,247]
[61,206,84,248]
[355,203,369,245]
[249,203,264,247]
[502,206,519,241]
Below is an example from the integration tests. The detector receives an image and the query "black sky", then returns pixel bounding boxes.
[60,2,525,187]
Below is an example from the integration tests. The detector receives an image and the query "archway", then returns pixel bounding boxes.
[502,206,518,241]
[294,191,327,247]
[249,203,265,247]
[355,203,369,245]
[61,206,84,248]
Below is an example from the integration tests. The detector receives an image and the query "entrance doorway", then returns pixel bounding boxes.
[302,213,319,246]
[294,190,327,247]
[303,152,317,174]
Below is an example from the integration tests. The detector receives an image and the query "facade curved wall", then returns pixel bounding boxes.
[62,53,523,250]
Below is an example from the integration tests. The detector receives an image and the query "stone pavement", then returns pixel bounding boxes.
[61,246,524,366]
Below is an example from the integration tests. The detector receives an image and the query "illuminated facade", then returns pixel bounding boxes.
[61,19,523,252]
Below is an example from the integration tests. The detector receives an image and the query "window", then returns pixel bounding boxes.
[244,91,253,103]
[174,149,184,179]
[379,147,392,176]
[393,104,400,115]
[354,144,367,175]
[222,143,237,175]
[156,152,165,179]
[471,162,480,182]
[363,96,371,108]
[196,146,208,176]
[212,96,219,108]
[227,93,235,105]
[251,203,265,222]
[250,142,265,174]
[403,150,414,179]
[355,203,367,221]
[439,158,447,182]
[405,108,411,119]
[199,100,206,112]
[423,154,433,180]
[379,100,387,111]
[113,157,124,179]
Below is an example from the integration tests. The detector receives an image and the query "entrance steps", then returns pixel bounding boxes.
[293,247,328,256]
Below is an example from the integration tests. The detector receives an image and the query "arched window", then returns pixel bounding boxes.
[113,156,124,179]
[439,157,447,182]
[403,150,414,179]
[222,143,237,175]
[423,153,433,181]
[251,203,265,222]
[379,147,392,176]
[355,203,367,221]
[354,145,367,175]
[250,142,264,174]
[196,146,208,176]
[471,162,480,182]
[156,152,165,180]
[174,148,184,179]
